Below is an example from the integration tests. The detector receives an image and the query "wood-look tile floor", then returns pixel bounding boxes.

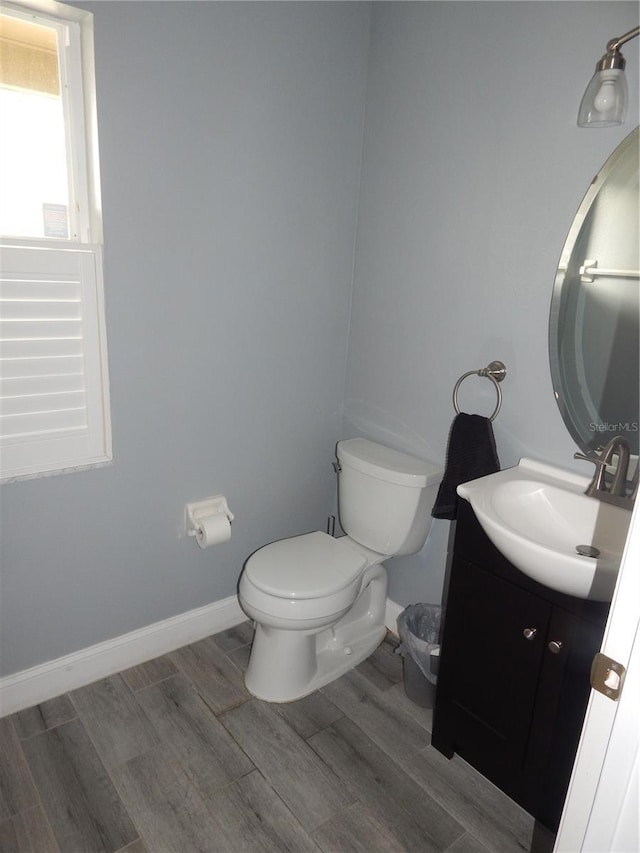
[0,625,556,853]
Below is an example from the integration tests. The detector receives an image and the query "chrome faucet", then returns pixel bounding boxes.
[574,437,634,507]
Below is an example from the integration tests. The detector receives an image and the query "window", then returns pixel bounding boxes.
[0,0,110,481]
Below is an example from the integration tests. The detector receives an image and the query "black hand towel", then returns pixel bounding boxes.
[431,413,500,520]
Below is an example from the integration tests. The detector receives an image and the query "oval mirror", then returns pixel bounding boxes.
[549,126,639,458]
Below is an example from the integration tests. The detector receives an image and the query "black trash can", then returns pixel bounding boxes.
[396,603,442,708]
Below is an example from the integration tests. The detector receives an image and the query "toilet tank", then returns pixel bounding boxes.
[336,438,442,556]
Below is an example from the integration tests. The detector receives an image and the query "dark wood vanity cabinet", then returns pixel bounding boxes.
[432,500,609,832]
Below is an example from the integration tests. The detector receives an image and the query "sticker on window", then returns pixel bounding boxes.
[43,203,69,238]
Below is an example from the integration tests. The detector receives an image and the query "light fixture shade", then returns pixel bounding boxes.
[578,68,629,127]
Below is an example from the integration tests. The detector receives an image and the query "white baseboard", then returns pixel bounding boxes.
[0,595,245,717]
[385,597,404,635]
[0,594,404,717]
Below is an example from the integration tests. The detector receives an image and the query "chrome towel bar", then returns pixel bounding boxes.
[580,259,640,283]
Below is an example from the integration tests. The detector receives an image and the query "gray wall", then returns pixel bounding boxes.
[344,1,639,606]
[0,1,371,676]
[1,1,638,676]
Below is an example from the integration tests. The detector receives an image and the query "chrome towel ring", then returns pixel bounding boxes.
[452,360,507,422]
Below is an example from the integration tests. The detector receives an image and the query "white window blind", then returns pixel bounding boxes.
[0,242,111,480]
[1,1,110,482]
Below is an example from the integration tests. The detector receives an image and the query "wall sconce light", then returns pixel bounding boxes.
[578,25,639,127]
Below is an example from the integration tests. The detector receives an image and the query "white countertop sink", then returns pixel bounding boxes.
[457,458,632,602]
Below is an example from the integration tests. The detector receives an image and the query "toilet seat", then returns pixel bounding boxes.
[244,531,367,600]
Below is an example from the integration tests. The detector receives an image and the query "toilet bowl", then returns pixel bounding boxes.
[239,531,388,701]
[238,438,441,703]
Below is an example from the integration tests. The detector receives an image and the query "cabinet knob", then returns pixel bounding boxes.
[523,627,537,640]
[548,640,563,654]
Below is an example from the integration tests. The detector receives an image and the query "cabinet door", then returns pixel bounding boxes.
[432,556,551,799]
[523,606,605,830]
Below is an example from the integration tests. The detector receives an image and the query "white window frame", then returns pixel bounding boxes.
[0,0,111,482]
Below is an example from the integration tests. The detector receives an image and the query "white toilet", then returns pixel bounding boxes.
[238,437,441,702]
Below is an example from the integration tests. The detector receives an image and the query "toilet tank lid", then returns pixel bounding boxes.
[337,438,441,487]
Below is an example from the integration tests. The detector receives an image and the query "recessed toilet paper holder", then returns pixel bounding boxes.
[185,495,234,537]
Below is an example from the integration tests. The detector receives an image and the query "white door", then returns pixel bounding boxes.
[555,498,640,852]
